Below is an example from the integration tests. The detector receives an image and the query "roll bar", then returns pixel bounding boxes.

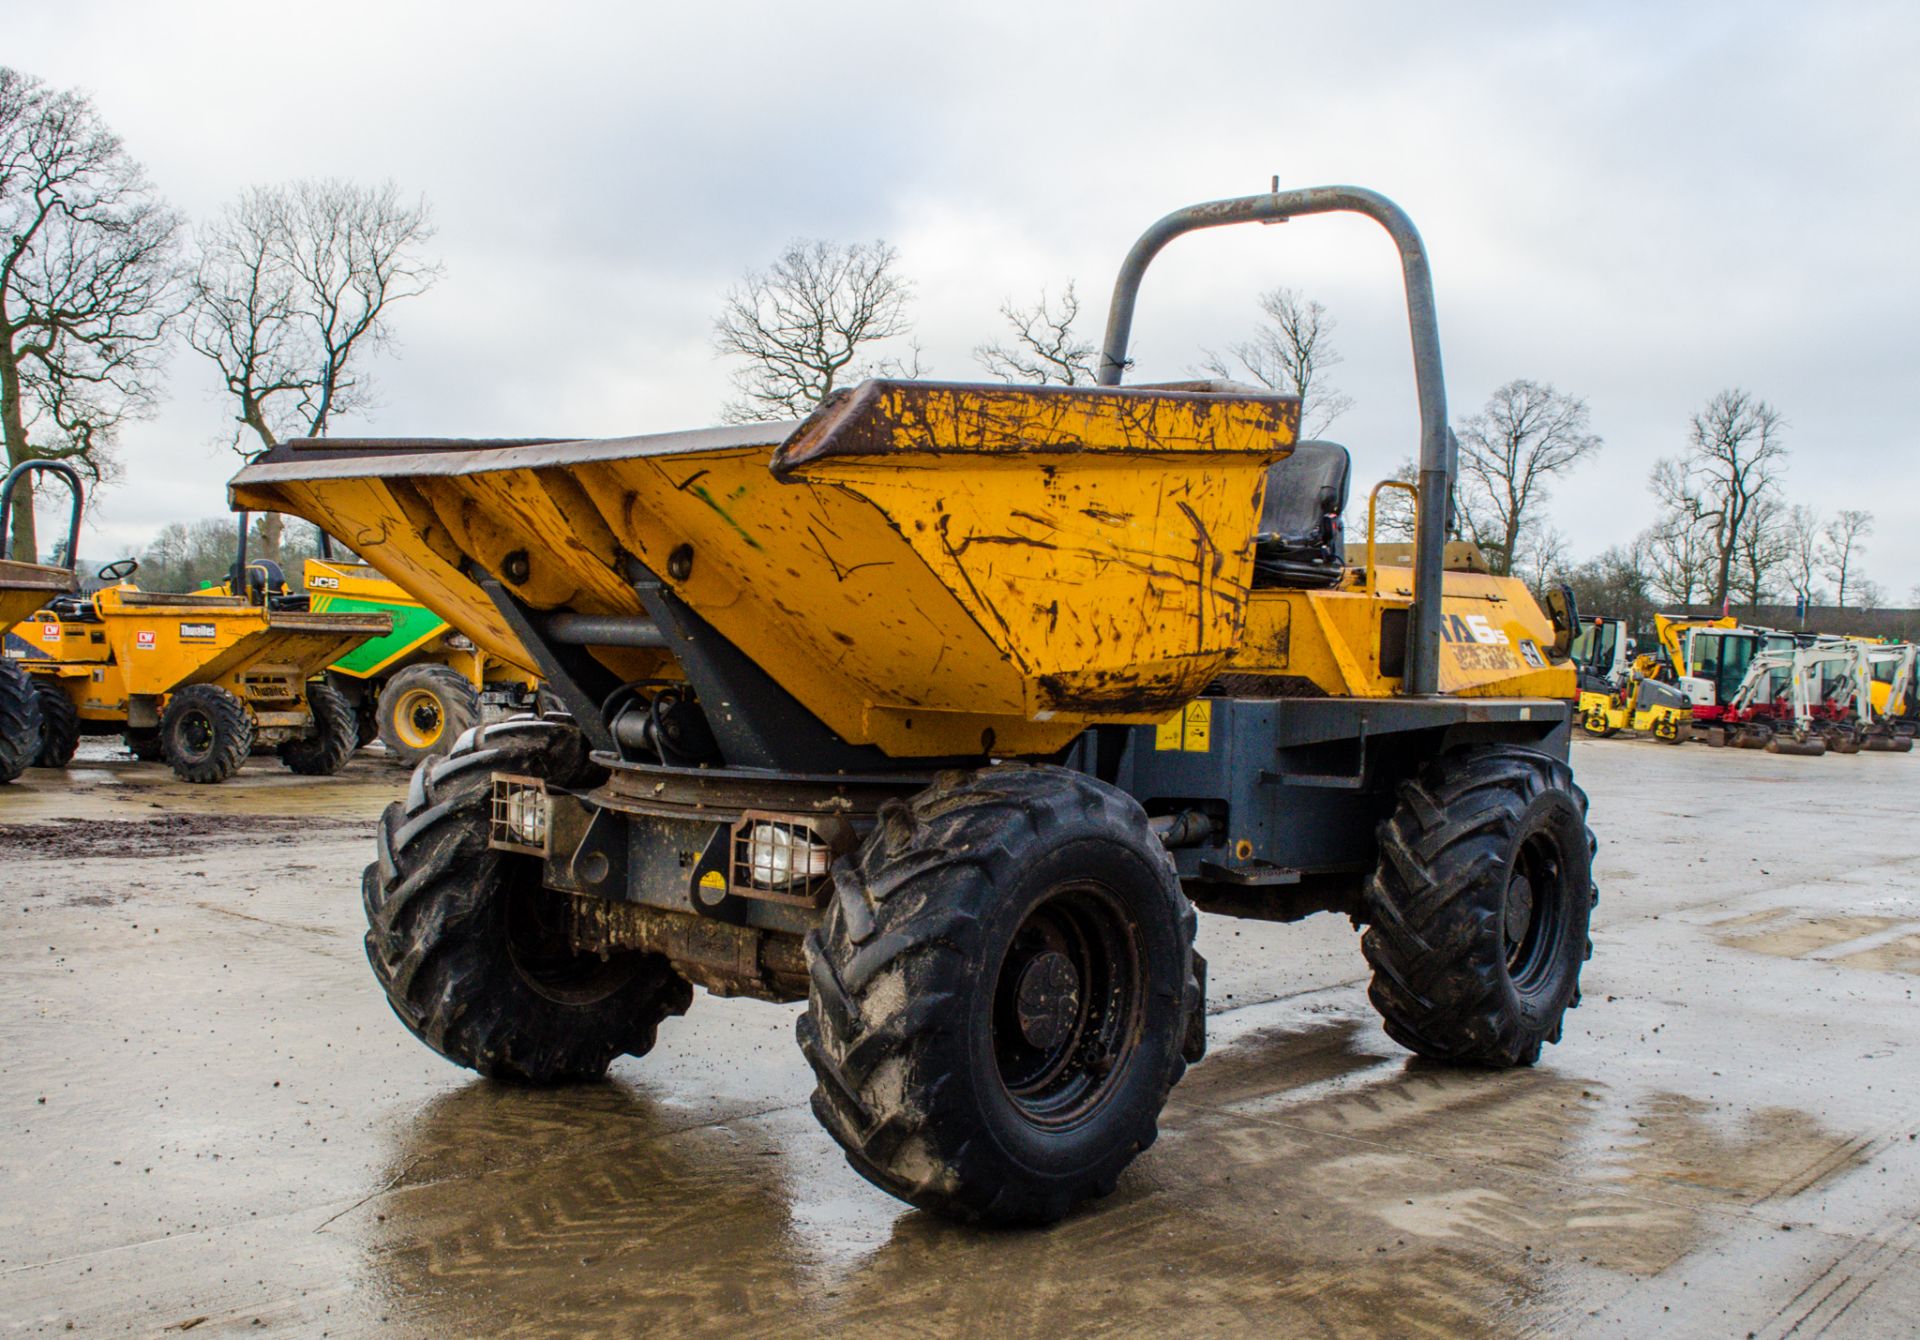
[1097,186,1450,696]
[0,459,86,571]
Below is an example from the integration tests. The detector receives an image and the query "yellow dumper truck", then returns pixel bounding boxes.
[232,186,1597,1226]
[12,515,391,782]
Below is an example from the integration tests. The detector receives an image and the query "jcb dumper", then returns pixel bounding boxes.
[0,462,84,782]
[232,186,1598,1226]
[301,555,540,763]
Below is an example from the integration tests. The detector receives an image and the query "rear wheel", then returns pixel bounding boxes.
[30,678,79,768]
[363,717,692,1083]
[377,663,480,765]
[1362,746,1595,1068]
[279,682,360,775]
[160,685,254,784]
[0,660,40,784]
[799,764,1200,1225]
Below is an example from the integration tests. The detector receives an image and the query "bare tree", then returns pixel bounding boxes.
[1731,493,1792,605]
[1781,504,1824,607]
[714,238,917,423]
[1201,286,1353,437]
[0,67,182,560]
[1648,388,1788,608]
[1564,543,1656,636]
[187,178,439,557]
[1453,380,1602,576]
[1820,508,1873,608]
[1645,512,1716,607]
[1853,577,1884,612]
[975,282,1097,385]
[1515,521,1570,594]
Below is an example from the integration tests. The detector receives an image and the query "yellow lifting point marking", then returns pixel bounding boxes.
[1154,699,1213,752]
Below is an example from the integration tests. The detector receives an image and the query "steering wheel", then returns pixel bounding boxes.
[97,557,139,582]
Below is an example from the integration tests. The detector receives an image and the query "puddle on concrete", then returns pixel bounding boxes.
[333,1014,1865,1339]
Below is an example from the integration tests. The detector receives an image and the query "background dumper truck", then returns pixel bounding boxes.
[231,186,1598,1226]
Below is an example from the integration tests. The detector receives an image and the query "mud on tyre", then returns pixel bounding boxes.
[799,764,1202,1226]
[1362,745,1595,1068]
[362,717,693,1084]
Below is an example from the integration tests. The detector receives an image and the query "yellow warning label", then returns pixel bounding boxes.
[1183,699,1211,751]
[1154,699,1213,752]
[698,870,726,891]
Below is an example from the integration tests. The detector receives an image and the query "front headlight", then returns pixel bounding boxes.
[488,775,549,854]
[743,822,832,889]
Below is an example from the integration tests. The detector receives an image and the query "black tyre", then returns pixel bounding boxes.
[376,663,480,765]
[1362,746,1596,1068]
[31,678,80,768]
[362,717,692,1084]
[159,684,255,784]
[278,681,360,776]
[799,764,1200,1225]
[0,660,40,784]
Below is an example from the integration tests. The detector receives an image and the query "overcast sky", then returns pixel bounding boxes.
[11,1,1918,596]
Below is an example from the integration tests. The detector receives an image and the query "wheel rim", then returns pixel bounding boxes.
[176,709,215,764]
[990,882,1143,1130]
[1504,830,1572,993]
[503,865,641,1006]
[391,687,445,751]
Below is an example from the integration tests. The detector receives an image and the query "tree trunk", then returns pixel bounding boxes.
[242,408,283,564]
[256,512,285,563]
[0,338,39,563]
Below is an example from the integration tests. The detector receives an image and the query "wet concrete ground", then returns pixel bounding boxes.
[2,737,1918,1337]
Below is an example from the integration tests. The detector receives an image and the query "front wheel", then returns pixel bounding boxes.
[160,684,255,784]
[1362,746,1595,1068]
[363,717,692,1083]
[31,679,79,768]
[799,764,1200,1225]
[376,663,480,765]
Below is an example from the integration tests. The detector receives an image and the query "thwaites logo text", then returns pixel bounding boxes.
[179,622,217,640]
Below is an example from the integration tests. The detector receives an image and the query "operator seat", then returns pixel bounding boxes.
[244,560,287,602]
[1251,439,1351,589]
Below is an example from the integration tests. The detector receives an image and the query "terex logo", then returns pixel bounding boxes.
[1438,613,1510,646]
[180,622,218,640]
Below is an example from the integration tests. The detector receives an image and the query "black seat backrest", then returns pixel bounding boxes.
[1251,440,1351,589]
[245,560,287,600]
